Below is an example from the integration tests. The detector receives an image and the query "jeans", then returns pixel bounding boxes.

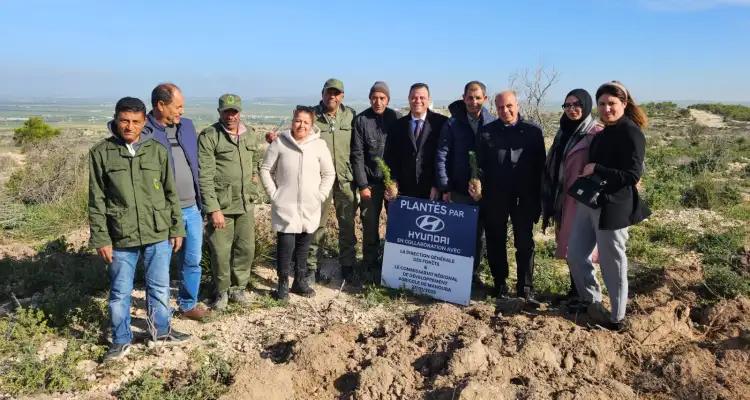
[177,205,203,312]
[109,240,172,345]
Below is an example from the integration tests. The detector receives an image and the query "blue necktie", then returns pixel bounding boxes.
[414,119,423,141]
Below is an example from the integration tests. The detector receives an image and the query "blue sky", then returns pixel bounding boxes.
[1,0,748,103]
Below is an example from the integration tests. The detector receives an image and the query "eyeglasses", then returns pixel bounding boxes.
[562,102,583,110]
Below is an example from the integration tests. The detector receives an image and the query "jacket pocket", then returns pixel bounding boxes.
[106,208,133,240]
[216,182,232,209]
[216,147,235,161]
[153,207,171,232]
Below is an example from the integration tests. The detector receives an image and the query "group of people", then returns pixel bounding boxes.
[88,78,650,361]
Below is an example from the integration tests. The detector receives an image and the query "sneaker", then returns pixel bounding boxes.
[103,343,131,362]
[229,289,251,306]
[178,305,211,321]
[212,292,229,311]
[150,329,192,346]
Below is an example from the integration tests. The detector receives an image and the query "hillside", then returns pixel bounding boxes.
[0,106,748,399]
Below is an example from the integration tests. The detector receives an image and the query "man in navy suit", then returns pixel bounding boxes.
[384,83,448,200]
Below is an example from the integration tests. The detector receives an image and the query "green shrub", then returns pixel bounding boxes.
[703,265,750,299]
[641,101,681,117]
[12,117,61,146]
[689,103,750,121]
[681,175,741,209]
[6,139,87,205]
[0,239,109,337]
[117,352,233,400]
[0,308,101,396]
[691,231,745,268]
[533,259,571,297]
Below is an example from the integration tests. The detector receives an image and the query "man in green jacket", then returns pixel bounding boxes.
[308,78,358,283]
[198,94,262,310]
[89,97,188,362]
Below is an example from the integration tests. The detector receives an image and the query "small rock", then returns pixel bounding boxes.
[563,353,574,370]
[76,360,98,374]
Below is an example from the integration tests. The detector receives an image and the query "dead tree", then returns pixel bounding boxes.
[508,64,560,136]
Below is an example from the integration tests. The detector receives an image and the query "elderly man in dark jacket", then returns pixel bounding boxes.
[350,81,401,280]
[435,81,496,286]
[474,91,546,304]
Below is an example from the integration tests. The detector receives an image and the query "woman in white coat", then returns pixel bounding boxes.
[260,106,336,299]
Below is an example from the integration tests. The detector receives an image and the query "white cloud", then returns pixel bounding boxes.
[640,0,750,11]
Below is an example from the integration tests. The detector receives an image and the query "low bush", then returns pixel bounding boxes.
[689,103,750,121]
[12,117,61,146]
[681,174,742,209]
[0,308,103,396]
[117,352,234,400]
[6,139,87,205]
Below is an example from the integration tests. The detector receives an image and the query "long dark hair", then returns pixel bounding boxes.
[595,81,648,128]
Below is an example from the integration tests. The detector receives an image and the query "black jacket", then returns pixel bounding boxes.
[350,107,401,189]
[384,110,448,198]
[477,116,546,219]
[589,116,651,230]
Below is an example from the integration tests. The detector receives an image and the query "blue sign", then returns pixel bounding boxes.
[381,196,479,305]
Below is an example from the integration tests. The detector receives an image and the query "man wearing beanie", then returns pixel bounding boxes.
[308,78,359,283]
[350,81,401,282]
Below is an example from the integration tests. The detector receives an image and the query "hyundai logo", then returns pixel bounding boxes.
[416,215,445,233]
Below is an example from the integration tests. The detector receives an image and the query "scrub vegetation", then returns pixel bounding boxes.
[0,103,748,398]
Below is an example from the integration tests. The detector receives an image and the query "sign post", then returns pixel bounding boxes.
[381,196,478,306]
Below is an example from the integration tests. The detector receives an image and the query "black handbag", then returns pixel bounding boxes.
[568,175,607,209]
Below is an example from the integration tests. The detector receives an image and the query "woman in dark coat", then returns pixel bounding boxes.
[566,81,651,330]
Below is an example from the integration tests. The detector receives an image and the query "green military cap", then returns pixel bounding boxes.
[322,78,344,93]
[218,94,242,112]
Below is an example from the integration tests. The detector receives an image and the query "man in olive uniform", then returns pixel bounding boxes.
[308,78,358,282]
[89,97,189,362]
[198,94,262,310]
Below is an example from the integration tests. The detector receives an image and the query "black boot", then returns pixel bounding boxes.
[341,265,354,281]
[275,275,289,300]
[522,286,542,309]
[291,267,315,297]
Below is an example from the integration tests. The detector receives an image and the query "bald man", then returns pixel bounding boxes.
[473,91,546,305]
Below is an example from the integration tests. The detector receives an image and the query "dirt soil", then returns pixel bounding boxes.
[215,257,748,399]
[690,109,727,129]
[17,207,749,400]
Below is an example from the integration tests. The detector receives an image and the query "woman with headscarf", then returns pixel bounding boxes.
[566,81,651,331]
[542,89,602,306]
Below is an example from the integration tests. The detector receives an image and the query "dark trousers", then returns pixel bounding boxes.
[450,192,484,278]
[276,232,313,278]
[482,196,536,294]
